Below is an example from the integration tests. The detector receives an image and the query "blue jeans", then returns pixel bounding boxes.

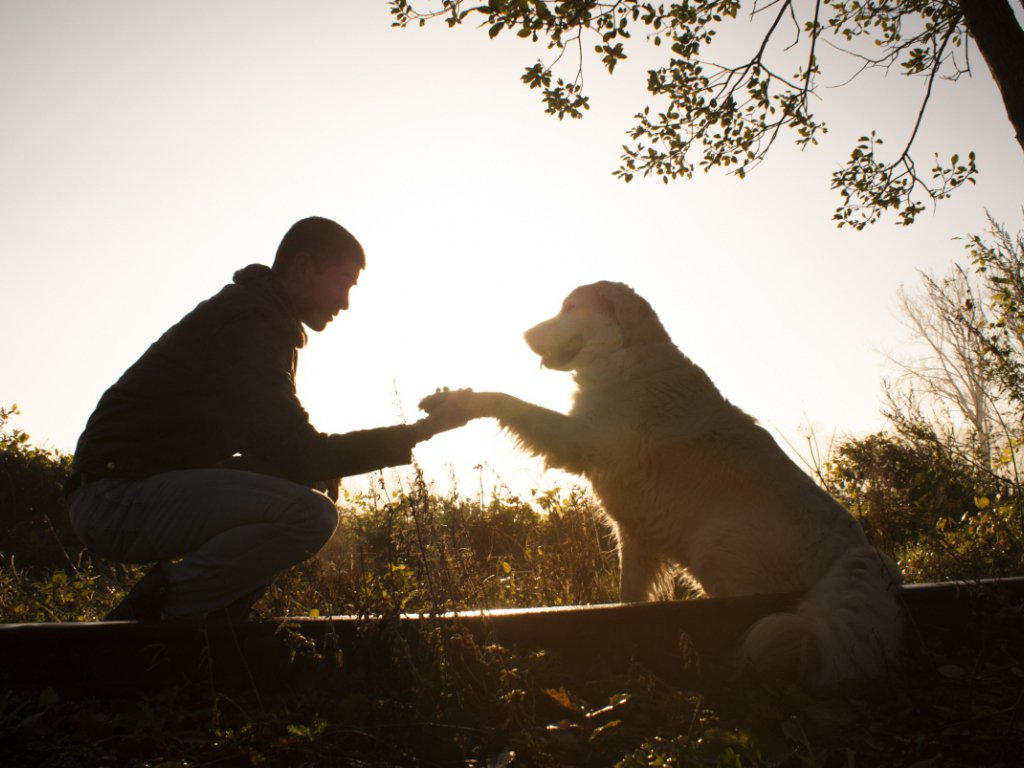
[68,469,339,619]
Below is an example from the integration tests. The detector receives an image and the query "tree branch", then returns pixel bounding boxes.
[958,0,1024,153]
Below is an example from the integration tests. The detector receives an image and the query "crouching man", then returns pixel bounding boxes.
[67,216,469,622]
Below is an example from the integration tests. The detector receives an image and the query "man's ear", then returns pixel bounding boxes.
[290,251,315,282]
[280,251,318,309]
[282,251,316,292]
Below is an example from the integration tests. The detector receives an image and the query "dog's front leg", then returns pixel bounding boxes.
[616,526,665,603]
[420,390,591,474]
[480,393,592,475]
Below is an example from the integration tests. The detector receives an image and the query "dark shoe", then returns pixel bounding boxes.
[103,564,169,622]
[212,585,268,624]
[203,605,263,628]
[170,585,268,627]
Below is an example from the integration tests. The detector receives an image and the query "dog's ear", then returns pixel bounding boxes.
[593,282,670,347]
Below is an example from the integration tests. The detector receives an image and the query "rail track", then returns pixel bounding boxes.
[2,577,1022,695]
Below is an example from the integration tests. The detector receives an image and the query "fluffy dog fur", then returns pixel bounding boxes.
[421,281,903,684]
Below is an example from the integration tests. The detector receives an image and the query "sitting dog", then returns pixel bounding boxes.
[421,281,902,684]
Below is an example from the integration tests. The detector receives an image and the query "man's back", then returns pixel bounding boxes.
[72,264,304,480]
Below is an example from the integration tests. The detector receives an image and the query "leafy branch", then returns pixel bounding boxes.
[391,0,991,229]
[830,3,978,228]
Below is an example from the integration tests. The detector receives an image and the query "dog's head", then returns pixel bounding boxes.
[524,281,671,371]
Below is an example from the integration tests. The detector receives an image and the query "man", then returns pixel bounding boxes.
[67,216,469,622]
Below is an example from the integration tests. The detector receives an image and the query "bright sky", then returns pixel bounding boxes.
[3,1,1022,501]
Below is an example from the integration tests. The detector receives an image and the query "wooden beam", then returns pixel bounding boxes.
[2,577,1021,695]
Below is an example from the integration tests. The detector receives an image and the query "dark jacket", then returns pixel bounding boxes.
[71,264,417,484]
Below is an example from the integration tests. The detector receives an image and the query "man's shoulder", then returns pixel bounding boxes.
[188,267,304,347]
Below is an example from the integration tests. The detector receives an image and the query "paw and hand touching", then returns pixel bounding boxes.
[414,387,486,441]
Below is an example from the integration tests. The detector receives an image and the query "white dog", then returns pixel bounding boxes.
[421,281,902,684]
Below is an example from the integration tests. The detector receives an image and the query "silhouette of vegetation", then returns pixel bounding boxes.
[2,466,1022,765]
[3,390,1024,765]
[391,0,1024,229]
[0,405,77,572]
[823,213,1024,583]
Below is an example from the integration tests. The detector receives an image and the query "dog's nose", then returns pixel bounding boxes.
[523,323,545,355]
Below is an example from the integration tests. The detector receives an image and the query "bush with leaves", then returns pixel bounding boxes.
[0,405,79,572]
[967,211,1024,411]
[263,478,620,618]
[824,213,1024,583]
[825,429,979,555]
[825,425,1022,583]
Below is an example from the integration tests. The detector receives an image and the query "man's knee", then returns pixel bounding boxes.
[298,491,339,552]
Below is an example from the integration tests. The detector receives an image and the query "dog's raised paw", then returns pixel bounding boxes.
[418,387,473,413]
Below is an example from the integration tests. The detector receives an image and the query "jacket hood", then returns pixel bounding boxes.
[233,264,307,348]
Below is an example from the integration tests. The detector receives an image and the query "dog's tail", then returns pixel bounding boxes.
[738,545,903,684]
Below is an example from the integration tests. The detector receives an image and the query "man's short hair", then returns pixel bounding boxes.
[273,217,365,273]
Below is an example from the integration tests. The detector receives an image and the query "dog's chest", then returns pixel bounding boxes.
[586,429,691,522]
[583,428,711,541]
[570,386,642,437]
[570,377,710,531]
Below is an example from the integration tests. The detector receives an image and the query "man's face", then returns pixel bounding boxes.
[295,258,362,332]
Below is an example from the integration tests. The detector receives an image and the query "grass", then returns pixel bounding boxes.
[2,475,1023,767]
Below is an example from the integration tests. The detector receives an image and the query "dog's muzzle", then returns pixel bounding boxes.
[536,334,583,369]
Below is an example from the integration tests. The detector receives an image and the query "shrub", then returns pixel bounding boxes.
[825,427,1022,583]
[263,477,620,618]
[0,405,79,572]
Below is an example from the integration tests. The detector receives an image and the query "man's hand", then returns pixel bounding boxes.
[413,387,479,442]
[312,477,341,503]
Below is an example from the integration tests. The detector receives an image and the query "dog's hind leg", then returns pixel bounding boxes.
[739,545,902,683]
[616,526,666,603]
